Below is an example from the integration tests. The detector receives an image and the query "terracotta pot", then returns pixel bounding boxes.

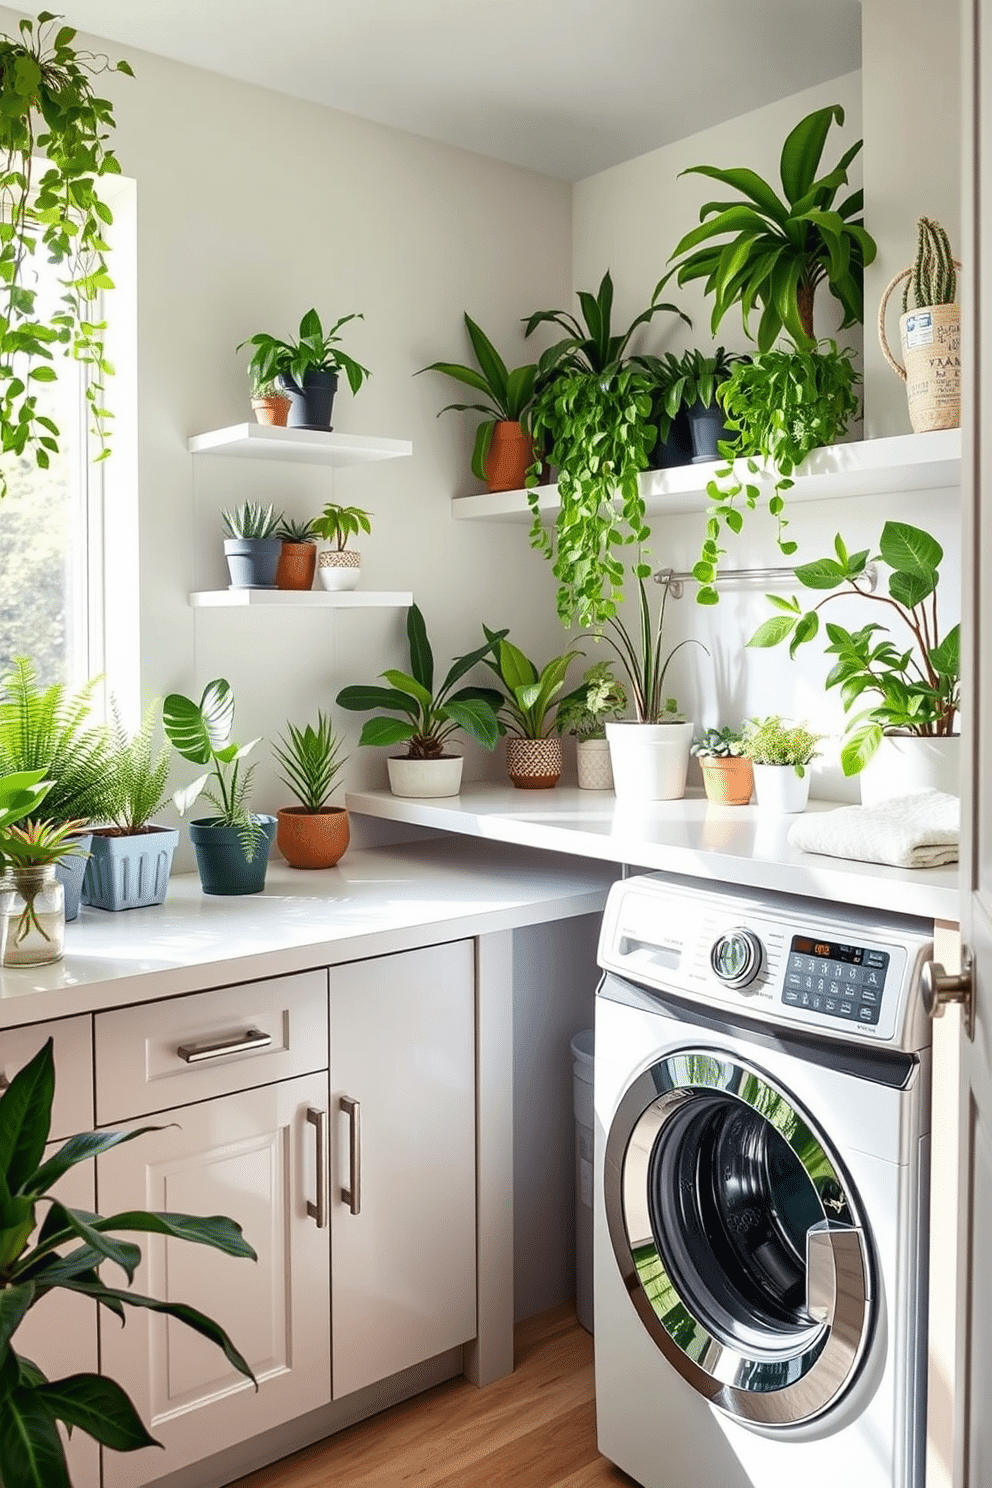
[250,394,291,427]
[318,549,361,591]
[276,807,349,869]
[484,421,536,493]
[276,541,317,591]
[700,756,754,806]
[507,737,562,790]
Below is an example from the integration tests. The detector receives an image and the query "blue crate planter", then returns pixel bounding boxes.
[82,826,180,911]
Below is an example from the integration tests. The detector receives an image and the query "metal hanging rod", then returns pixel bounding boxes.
[653,563,878,600]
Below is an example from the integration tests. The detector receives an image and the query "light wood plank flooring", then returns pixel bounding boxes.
[233,1306,639,1488]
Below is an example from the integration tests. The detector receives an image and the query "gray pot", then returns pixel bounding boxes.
[278,369,338,430]
[82,826,180,911]
[56,832,93,922]
[224,537,282,588]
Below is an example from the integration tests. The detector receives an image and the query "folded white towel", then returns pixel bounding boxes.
[787,789,960,870]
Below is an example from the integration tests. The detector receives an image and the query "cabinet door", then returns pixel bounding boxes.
[330,940,476,1399]
[98,1072,331,1488]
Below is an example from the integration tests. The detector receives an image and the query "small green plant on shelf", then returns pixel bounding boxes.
[337,605,506,759]
[555,663,627,742]
[417,313,539,480]
[311,503,372,550]
[274,516,317,544]
[0,1039,256,1481]
[237,308,371,394]
[747,522,959,775]
[221,502,282,540]
[690,726,747,758]
[481,632,584,740]
[272,712,348,812]
[742,715,823,776]
[597,567,702,723]
[99,701,172,835]
[904,216,957,310]
[163,678,266,860]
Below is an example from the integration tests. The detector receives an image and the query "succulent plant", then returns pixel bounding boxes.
[275,516,317,544]
[690,726,746,758]
[221,502,282,540]
[903,217,957,311]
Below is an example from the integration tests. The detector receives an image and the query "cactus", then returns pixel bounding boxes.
[903,217,957,310]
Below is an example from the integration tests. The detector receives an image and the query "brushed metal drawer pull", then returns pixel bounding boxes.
[176,1028,272,1064]
[306,1107,328,1229]
[341,1095,361,1216]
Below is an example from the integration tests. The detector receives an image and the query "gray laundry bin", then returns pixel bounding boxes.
[571,1027,595,1333]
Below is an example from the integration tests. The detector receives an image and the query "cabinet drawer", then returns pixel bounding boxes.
[94,971,328,1123]
[0,1016,93,1139]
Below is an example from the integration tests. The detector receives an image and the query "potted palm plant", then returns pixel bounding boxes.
[311,503,372,591]
[482,631,584,789]
[555,662,627,790]
[273,711,350,868]
[82,703,178,912]
[690,726,754,805]
[163,679,276,895]
[274,515,318,591]
[222,501,284,589]
[337,606,506,798]
[742,716,822,813]
[418,313,539,492]
[238,308,370,430]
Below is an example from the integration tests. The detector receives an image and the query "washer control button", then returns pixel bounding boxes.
[710,928,763,989]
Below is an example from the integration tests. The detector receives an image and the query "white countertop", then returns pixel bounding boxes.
[345,784,962,924]
[0,839,616,1028]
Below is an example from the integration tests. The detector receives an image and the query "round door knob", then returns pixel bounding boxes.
[921,950,974,1033]
[710,928,763,989]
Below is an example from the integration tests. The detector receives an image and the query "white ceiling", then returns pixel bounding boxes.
[63,0,862,180]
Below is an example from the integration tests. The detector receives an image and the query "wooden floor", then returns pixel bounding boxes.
[233,1306,639,1488]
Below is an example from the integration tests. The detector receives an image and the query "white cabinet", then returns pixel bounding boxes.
[329,941,477,1398]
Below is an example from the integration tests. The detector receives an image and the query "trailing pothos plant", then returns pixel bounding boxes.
[522,269,689,628]
[0,12,133,497]
[748,522,960,776]
[0,1039,256,1486]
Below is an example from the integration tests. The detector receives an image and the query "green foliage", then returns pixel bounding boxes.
[742,716,822,775]
[310,504,372,552]
[221,502,282,540]
[274,516,316,544]
[0,658,113,827]
[0,770,52,833]
[659,104,876,352]
[523,269,689,379]
[598,568,702,723]
[272,712,347,813]
[903,216,957,310]
[554,662,627,741]
[0,13,133,499]
[0,1040,255,1483]
[237,308,370,395]
[99,701,172,834]
[163,679,265,860]
[693,342,861,604]
[635,346,745,427]
[481,631,583,740]
[690,725,746,758]
[337,606,506,760]
[748,523,960,776]
[418,313,539,481]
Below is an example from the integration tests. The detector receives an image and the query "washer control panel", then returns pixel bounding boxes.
[784,936,890,1027]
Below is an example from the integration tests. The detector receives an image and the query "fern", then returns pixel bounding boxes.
[101,702,172,834]
[0,658,113,826]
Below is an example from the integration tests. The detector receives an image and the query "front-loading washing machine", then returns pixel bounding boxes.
[594,872,934,1488]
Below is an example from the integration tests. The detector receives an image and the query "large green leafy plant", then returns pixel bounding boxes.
[418,314,538,480]
[237,309,370,395]
[660,104,876,351]
[0,12,133,498]
[163,678,266,859]
[481,631,583,740]
[0,1040,255,1486]
[748,522,960,775]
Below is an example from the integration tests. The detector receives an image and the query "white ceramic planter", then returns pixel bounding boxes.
[605,721,693,802]
[317,550,361,591]
[576,738,614,791]
[386,755,463,798]
[752,763,811,814]
[859,734,961,805]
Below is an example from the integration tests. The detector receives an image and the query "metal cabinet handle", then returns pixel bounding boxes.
[306,1107,328,1229]
[922,950,974,1038]
[340,1095,361,1216]
[176,1028,272,1064]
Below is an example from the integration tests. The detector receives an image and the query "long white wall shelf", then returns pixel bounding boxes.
[188,424,413,466]
[189,589,413,608]
[450,427,962,524]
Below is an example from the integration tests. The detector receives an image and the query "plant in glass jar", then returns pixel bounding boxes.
[0,815,87,967]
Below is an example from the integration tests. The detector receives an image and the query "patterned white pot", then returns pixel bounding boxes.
[752,763,811,814]
[576,738,614,791]
[386,755,463,798]
[506,737,562,790]
[318,549,361,591]
[859,734,960,805]
[605,722,692,802]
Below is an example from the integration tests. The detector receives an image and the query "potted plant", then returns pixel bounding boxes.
[523,269,690,627]
[636,347,746,465]
[336,606,506,798]
[748,522,960,802]
[0,768,66,967]
[274,515,318,591]
[418,313,540,492]
[742,715,822,813]
[311,502,372,591]
[633,351,695,469]
[238,308,370,430]
[221,501,283,589]
[878,216,961,433]
[0,1040,256,1477]
[249,378,291,427]
[81,703,178,911]
[0,658,113,921]
[0,14,133,498]
[555,662,627,790]
[690,727,754,805]
[163,679,276,895]
[273,711,350,868]
[481,630,584,789]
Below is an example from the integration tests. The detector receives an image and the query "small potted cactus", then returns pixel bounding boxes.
[555,662,627,790]
[879,215,960,432]
[690,726,754,806]
[275,515,318,591]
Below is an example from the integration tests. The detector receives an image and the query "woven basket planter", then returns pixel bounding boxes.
[506,737,562,790]
[318,549,361,591]
[879,266,961,432]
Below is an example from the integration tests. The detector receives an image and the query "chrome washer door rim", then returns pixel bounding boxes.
[604,1048,873,1428]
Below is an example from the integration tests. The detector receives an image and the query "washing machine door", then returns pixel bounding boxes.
[603,1048,873,1429]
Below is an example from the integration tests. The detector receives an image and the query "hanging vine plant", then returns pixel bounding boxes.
[0,11,133,496]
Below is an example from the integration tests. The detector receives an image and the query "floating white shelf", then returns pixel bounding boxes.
[189,589,413,609]
[450,427,962,523]
[188,423,413,466]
